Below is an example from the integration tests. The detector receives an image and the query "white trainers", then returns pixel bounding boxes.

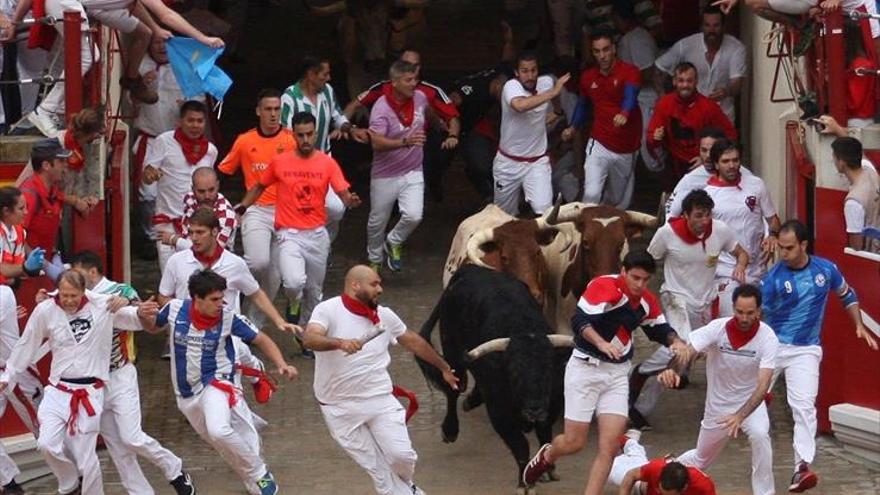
[27,109,62,138]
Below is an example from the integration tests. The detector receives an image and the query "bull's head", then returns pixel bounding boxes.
[467,334,573,423]
[547,204,657,299]
[465,213,565,306]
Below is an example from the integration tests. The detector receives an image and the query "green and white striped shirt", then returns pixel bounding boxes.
[281,82,349,153]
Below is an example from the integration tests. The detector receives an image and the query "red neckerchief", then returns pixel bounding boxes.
[193,244,223,268]
[191,304,221,331]
[341,293,380,324]
[615,275,642,309]
[382,84,415,127]
[173,128,209,165]
[707,174,741,188]
[54,295,88,312]
[726,318,760,350]
[669,216,713,250]
[64,131,86,172]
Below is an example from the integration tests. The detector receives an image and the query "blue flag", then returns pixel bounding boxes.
[165,37,232,101]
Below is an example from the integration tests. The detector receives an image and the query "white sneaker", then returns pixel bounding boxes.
[624,428,642,443]
[27,109,62,138]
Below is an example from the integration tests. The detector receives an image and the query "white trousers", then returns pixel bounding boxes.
[0,370,42,486]
[101,363,183,494]
[154,223,177,273]
[177,384,265,495]
[637,92,661,172]
[582,138,636,209]
[241,205,282,326]
[772,344,822,467]
[276,227,330,324]
[17,37,49,116]
[492,153,553,216]
[608,438,649,491]
[40,0,94,117]
[367,170,424,263]
[715,276,739,318]
[325,188,345,242]
[677,404,775,495]
[37,384,105,495]
[320,394,417,495]
[635,292,713,415]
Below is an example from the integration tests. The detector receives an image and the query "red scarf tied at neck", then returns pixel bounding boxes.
[341,293,380,324]
[191,303,221,331]
[173,128,209,165]
[707,174,741,188]
[64,132,86,172]
[382,84,415,127]
[193,244,223,268]
[726,318,760,350]
[669,216,713,250]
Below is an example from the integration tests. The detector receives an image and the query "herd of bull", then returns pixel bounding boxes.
[415,200,659,494]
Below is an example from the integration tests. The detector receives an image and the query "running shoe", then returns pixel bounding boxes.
[257,471,278,495]
[385,241,403,271]
[522,443,554,486]
[170,471,196,495]
[789,462,818,492]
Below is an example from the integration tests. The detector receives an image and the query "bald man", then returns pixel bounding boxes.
[303,265,459,495]
[160,168,238,251]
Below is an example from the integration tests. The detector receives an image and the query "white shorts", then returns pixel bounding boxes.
[564,355,630,422]
[87,7,140,34]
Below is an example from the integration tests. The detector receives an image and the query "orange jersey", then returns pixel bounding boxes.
[260,150,350,230]
[218,127,296,206]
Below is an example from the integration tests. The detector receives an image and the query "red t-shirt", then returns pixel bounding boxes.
[259,150,350,230]
[580,60,643,154]
[646,92,737,165]
[358,80,460,123]
[639,459,717,495]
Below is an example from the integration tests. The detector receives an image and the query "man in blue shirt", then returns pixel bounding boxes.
[760,220,878,493]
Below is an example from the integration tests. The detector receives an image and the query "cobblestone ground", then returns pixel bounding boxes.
[20,1,880,493]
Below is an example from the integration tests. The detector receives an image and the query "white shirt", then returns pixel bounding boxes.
[309,296,407,405]
[666,165,754,219]
[655,33,747,121]
[0,292,142,384]
[134,58,190,137]
[704,174,776,281]
[0,285,18,367]
[845,200,866,233]
[689,317,778,420]
[648,219,740,309]
[499,75,554,158]
[618,26,658,102]
[159,249,259,313]
[144,130,217,219]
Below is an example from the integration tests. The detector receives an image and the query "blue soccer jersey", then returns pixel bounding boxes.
[760,256,857,346]
[157,299,259,398]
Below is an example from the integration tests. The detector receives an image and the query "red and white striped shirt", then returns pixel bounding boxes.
[176,192,237,250]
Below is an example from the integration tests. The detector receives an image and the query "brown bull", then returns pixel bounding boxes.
[541,203,657,332]
[443,204,569,306]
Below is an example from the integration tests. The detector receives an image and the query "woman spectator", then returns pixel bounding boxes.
[846,20,877,129]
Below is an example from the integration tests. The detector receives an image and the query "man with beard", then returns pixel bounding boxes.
[703,139,780,317]
[562,28,642,208]
[654,5,746,122]
[303,265,458,495]
[160,168,237,252]
[646,63,736,191]
[657,284,779,495]
[494,52,569,216]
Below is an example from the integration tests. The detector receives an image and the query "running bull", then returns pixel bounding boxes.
[417,264,573,495]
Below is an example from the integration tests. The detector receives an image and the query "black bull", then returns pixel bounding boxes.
[416,265,572,491]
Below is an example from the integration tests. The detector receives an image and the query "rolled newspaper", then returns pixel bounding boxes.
[359,324,386,345]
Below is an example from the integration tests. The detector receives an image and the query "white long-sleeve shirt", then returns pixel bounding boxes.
[1,291,142,384]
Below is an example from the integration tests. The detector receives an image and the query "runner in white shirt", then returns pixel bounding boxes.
[0,271,157,495]
[493,52,570,216]
[613,2,661,172]
[142,100,218,271]
[68,251,196,495]
[0,285,41,495]
[654,6,746,122]
[658,284,778,495]
[303,265,459,495]
[703,139,780,317]
[149,270,298,495]
[629,189,749,428]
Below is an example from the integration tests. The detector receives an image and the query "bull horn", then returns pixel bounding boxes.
[466,228,495,268]
[548,334,574,348]
[466,337,510,361]
[543,202,594,226]
[538,195,564,228]
[625,210,658,228]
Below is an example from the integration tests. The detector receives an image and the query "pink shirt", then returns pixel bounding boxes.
[368,91,428,178]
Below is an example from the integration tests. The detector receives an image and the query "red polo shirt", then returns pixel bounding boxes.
[20,173,64,257]
[639,459,717,495]
[647,92,736,165]
[580,60,643,154]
